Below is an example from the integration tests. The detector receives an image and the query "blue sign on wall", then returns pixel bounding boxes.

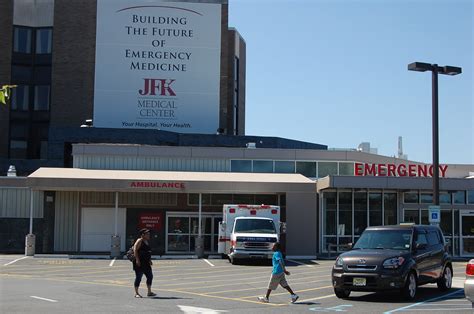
[429,205,441,223]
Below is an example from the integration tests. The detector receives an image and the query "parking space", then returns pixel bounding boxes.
[0,257,471,313]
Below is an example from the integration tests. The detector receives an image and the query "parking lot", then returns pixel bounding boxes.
[0,256,472,313]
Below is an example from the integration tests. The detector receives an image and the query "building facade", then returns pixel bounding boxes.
[0,0,246,167]
[1,143,473,258]
[0,0,473,259]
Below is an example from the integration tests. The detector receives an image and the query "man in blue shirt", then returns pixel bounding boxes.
[258,242,299,303]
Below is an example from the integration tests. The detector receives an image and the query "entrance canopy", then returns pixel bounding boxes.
[28,167,315,193]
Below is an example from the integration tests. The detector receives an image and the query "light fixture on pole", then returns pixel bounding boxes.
[407,62,462,205]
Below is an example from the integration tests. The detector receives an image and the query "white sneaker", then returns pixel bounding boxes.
[291,294,299,303]
[258,296,269,303]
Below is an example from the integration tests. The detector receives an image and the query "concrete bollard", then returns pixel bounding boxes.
[195,236,204,258]
[25,234,35,256]
[111,235,121,258]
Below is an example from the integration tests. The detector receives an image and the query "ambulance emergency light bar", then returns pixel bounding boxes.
[228,205,278,215]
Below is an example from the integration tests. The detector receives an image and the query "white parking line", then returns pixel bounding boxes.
[287,259,313,268]
[383,289,465,313]
[30,296,58,303]
[406,308,473,311]
[203,259,215,267]
[3,256,29,266]
[109,258,116,267]
[298,294,335,303]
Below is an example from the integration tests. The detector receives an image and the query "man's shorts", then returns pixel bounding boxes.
[267,272,288,290]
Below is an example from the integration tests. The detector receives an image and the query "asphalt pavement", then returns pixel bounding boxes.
[0,255,471,313]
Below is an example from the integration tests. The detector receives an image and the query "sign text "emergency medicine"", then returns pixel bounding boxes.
[355,163,448,177]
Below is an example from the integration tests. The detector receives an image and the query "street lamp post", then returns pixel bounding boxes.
[408,62,462,205]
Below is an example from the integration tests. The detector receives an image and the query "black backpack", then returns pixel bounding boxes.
[126,246,135,262]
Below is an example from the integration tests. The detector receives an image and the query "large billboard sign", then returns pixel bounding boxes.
[94,0,221,133]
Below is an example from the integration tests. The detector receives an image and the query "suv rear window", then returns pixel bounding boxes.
[415,231,428,246]
[427,230,442,246]
[354,229,413,250]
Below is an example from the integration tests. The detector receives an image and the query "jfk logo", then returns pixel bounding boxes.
[139,78,176,96]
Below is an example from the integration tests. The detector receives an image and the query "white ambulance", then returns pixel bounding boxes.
[218,204,284,264]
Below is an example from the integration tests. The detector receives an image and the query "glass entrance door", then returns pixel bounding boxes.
[460,211,474,256]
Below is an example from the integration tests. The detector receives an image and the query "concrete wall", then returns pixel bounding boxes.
[225,29,246,135]
[236,31,246,135]
[285,192,318,257]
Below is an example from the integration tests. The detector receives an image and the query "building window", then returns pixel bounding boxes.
[404,209,419,224]
[354,191,367,236]
[440,192,452,204]
[190,217,212,252]
[9,140,28,159]
[34,85,50,111]
[210,194,233,206]
[274,161,295,173]
[323,192,337,235]
[440,210,452,236]
[11,85,29,111]
[256,194,278,205]
[36,28,52,54]
[296,161,316,177]
[384,193,397,225]
[318,162,338,178]
[166,214,222,254]
[252,160,273,173]
[34,66,52,84]
[338,191,352,237]
[167,217,190,251]
[403,191,419,204]
[188,194,211,205]
[11,65,33,82]
[230,160,251,172]
[421,209,429,224]
[420,193,433,204]
[468,191,474,204]
[369,192,382,226]
[453,191,466,204]
[339,162,354,176]
[323,191,337,251]
[233,194,255,204]
[13,27,32,53]
[10,123,28,138]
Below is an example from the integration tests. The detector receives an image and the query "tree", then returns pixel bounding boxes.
[0,85,17,105]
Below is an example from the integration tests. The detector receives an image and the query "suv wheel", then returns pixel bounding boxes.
[334,288,351,299]
[437,266,452,291]
[402,272,417,300]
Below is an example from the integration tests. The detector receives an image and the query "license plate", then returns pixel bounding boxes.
[353,278,366,286]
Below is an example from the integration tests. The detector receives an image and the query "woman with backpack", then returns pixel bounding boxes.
[132,228,156,298]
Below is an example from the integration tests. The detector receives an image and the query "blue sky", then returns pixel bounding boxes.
[228,0,473,164]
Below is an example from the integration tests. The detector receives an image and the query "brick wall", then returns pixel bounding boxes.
[0,1,13,158]
[50,0,97,128]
